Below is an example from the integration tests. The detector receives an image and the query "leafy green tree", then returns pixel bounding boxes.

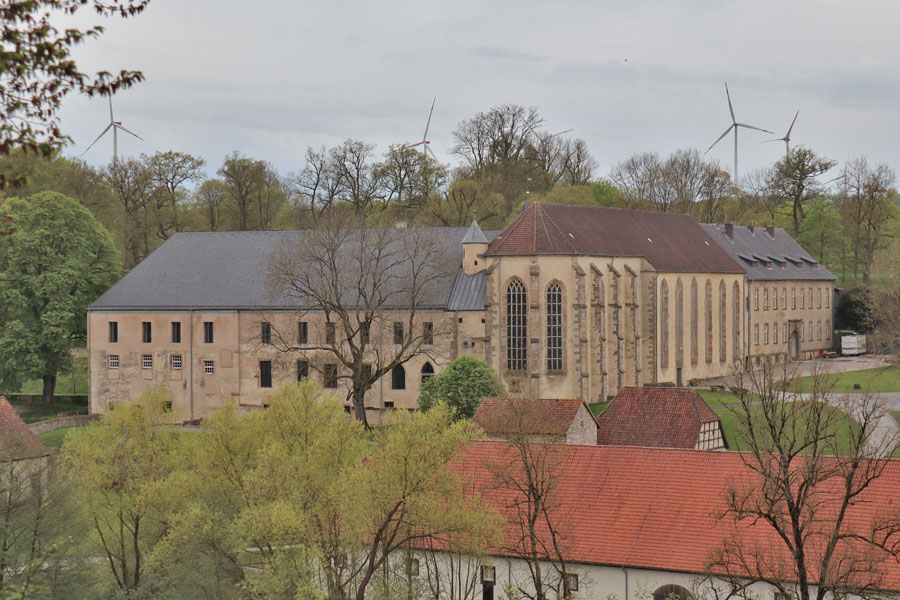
[798,198,844,272]
[835,285,880,334]
[0,192,120,403]
[418,355,502,420]
[768,146,836,236]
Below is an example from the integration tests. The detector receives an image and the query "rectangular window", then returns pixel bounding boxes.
[783,322,788,342]
[817,321,822,340]
[423,321,433,345]
[259,360,272,388]
[171,354,182,370]
[203,360,215,374]
[754,288,759,311]
[817,288,822,309]
[800,289,804,309]
[773,322,779,344]
[142,321,152,343]
[360,322,370,344]
[782,287,786,310]
[324,363,338,388]
[393,321,404,345]
[809,287,813,308]
[763,288,769,310]
[384,401,395,410]
[826,320,831,339]
[764,323,769,344]
[204,321,214,343]
[809,321,813,341]
[825,288,830,308]
[325,322,335,344]
[297,360,309,381]
[754,324,759,345]
[109,321,118,343]
[792,287,796,310]
[298,321,308,344]
[362,363,373,382]
[141,354,153,369]
[108,354,119,369]
[261,321,272,344]
[565,573,579,593]
[171,321,181,344]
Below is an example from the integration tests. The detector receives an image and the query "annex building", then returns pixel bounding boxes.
[87,203,835,420]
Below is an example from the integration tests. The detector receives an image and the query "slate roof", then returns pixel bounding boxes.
[472,397,597,437]
[484,203,744,274]
[447,270,488,311]
[596,387,724,449]
[461,218,489,245]
[453,441,900,588]
[0,396,50,461]
[90,228,499,312]
[700,223,836,281]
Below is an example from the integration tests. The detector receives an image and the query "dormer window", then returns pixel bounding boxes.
[797,262,803,269]
[766,262,772,269]
[752,262,759,268]
[780,262,786,269]
[812,263,818,269]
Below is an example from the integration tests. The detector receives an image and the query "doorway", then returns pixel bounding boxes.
[789,331,799,360]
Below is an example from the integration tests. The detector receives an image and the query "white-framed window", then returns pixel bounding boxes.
[817,288,822,308]
[754,287,759,311]
[203,360,215,374]
[764,288,769,310]
[782,287,786,310]
[783,322,788,342]
[809,321,813,340]
[791,287,796,310]
[171,354,182,370]
[773,322,779,344]
[809,287,813,308]
[754,324,759,345]
[826,320,831,339]
[108,354,119,369]
[825,287,830,308]
[817,321,822,340]
[764,323,769,344]
[141,354,153,369]
[546,283,563,371]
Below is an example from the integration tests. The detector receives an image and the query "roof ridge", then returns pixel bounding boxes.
[534,203,578,253]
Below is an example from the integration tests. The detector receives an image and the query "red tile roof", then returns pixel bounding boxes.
[453,441,900,589]
[596,387,723,449]
[0,396,50,461]
[473,397,595,437]
[484,203,744,273]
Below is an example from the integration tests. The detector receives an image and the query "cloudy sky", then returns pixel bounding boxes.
[58,0,900,184]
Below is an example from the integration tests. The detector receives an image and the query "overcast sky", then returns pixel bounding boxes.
[58,0,900,185]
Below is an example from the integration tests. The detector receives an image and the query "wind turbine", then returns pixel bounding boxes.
[704,82,773,184]
[404,97,438,161]
[766,110,799,156]
[81,96,144,164]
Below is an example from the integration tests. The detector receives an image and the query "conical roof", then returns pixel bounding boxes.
[461,217,489,245]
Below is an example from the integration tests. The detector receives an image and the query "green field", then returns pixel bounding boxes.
[785,366,900,394]
[12,355,88,396]
[36,426,83,450]
[17,402,88,424]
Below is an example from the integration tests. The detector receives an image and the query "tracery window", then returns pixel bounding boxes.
[661,280,669,369]
[719,281,727,363]
[732,282,741,360]
[546,283,563,371]
[690,278,699,365]
[675,279,684,367]
[705,280,713,364]
[506,279,527,371]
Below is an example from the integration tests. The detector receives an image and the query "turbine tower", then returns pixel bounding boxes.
[82,96,144,164]
[404,97,438,161]
[704,82,772,184]
[767,110,799,157]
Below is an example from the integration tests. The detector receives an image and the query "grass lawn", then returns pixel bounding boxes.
[696,389,752,408]
[785,366,900,394]
[15,355,88,396]
[36,426,83,450]
[16,402,88,424]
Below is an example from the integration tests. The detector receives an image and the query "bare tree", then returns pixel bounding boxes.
[768,146,836,236]
[265,217,456,428]
[218,151,265,231]
[424,179,504,228]
[329,139,381,214]
[707,361,900,600]
[146,150,206,240]
[194,178,227,231]
[106,156,155,267]
[375,144,447,210]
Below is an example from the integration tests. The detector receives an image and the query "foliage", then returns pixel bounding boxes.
[0,0,150,171]
[768,146,836,235]
[835,286,880,333]
[418,355,501,420]
[0,192,120,404]
[798,198,844,271]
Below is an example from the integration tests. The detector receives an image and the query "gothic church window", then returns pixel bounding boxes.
[506,279,527,371]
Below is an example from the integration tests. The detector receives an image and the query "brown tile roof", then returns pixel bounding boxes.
[0,396,50,461]
[596,387,723,448]
[484,203,744,273]
[452,441,900,589]
[473,397,596,437]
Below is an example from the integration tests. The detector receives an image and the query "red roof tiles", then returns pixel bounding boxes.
[485,203,744,273]
[0,396,50,461]
[453,441,900,589]
[473,397,595,437]
[596,387,724,449]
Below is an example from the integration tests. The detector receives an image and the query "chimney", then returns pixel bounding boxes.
[748,225,755,234]
[724,223,734,240]
[766,226,775,238]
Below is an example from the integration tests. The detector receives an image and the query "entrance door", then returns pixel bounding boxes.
[789,331,799,360]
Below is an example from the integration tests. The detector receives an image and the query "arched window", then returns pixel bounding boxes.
[652,585,691,600]
[546,283,563,371]
[660,280,669,369]
[420,362,434,384]
[391,365,406,390]
[506,279,527,371]
[705,279,713,364]
[718,281,727,363]
[732,282,741,361]
[690,278,699,366]
[675,278,684,367]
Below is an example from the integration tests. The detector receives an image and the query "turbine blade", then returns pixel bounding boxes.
[423,97,436,140]
[426,145,439,162]
[725,82,735,123]
[736,123,774,134]
[115,123,144,141]
[81,124,113,157]
[404,141,425,149]
[786,110,799,137]
[762,138,784,144]
[705,125,734,154]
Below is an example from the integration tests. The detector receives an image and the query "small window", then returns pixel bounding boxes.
[384,401,395,410]
[809,320,813,340]
[171,321,181,344]
[141,354,153,369]
[142,322,152,343]
[782,287,787,310]
[362,363,373,381]
[481,566,495,584]
[324,363,338,388]
[171,354,182,370]
[764,323,769,344]
[458,317,463,324]
[809,287,813,308]
[298,321,308,344]
[754,324,759,346]
[773,321,779,344]
[817,321,822,340]
[763,288,769,310]
[391,365,406,390]
[826,320,831,339]
[108,321,118,343]
[325,322,336,344]
[261,322,272,344]
[204,321,214,344]
[393,322,404,345]
[297,360,309,381]
[825,288,830,308]
[421,362,434,383]
[817,288,822,309]
[108,354,119,369]
[203,360,215,374]
[423,321,433,345]
[753,288,759,311]
[791,287,796,310]
[259,360,272,388]
[565,573,579,593]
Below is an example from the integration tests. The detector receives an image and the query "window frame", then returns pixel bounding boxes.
[324,363,338,388]
[259,360,272,388]
[203,321,214,344]
[109,321,118,343]
[506,279,528,371]
[423,321,433,345]
[142,321,152,343]
[325,322,336,344]
[171,321,181,344]
[261,321,272,345]
[546,283,564,372]
[297,360,309,381]
[203,360,215,375]
[298,321,309,344]
[393,321,405,345]
[108,354,119,369]
[391,365,406,390]
[141,354,153,369]
[171,354,182,370]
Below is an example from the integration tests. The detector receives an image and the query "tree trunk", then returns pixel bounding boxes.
[352,388,370,429]
[41,374,56,406]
